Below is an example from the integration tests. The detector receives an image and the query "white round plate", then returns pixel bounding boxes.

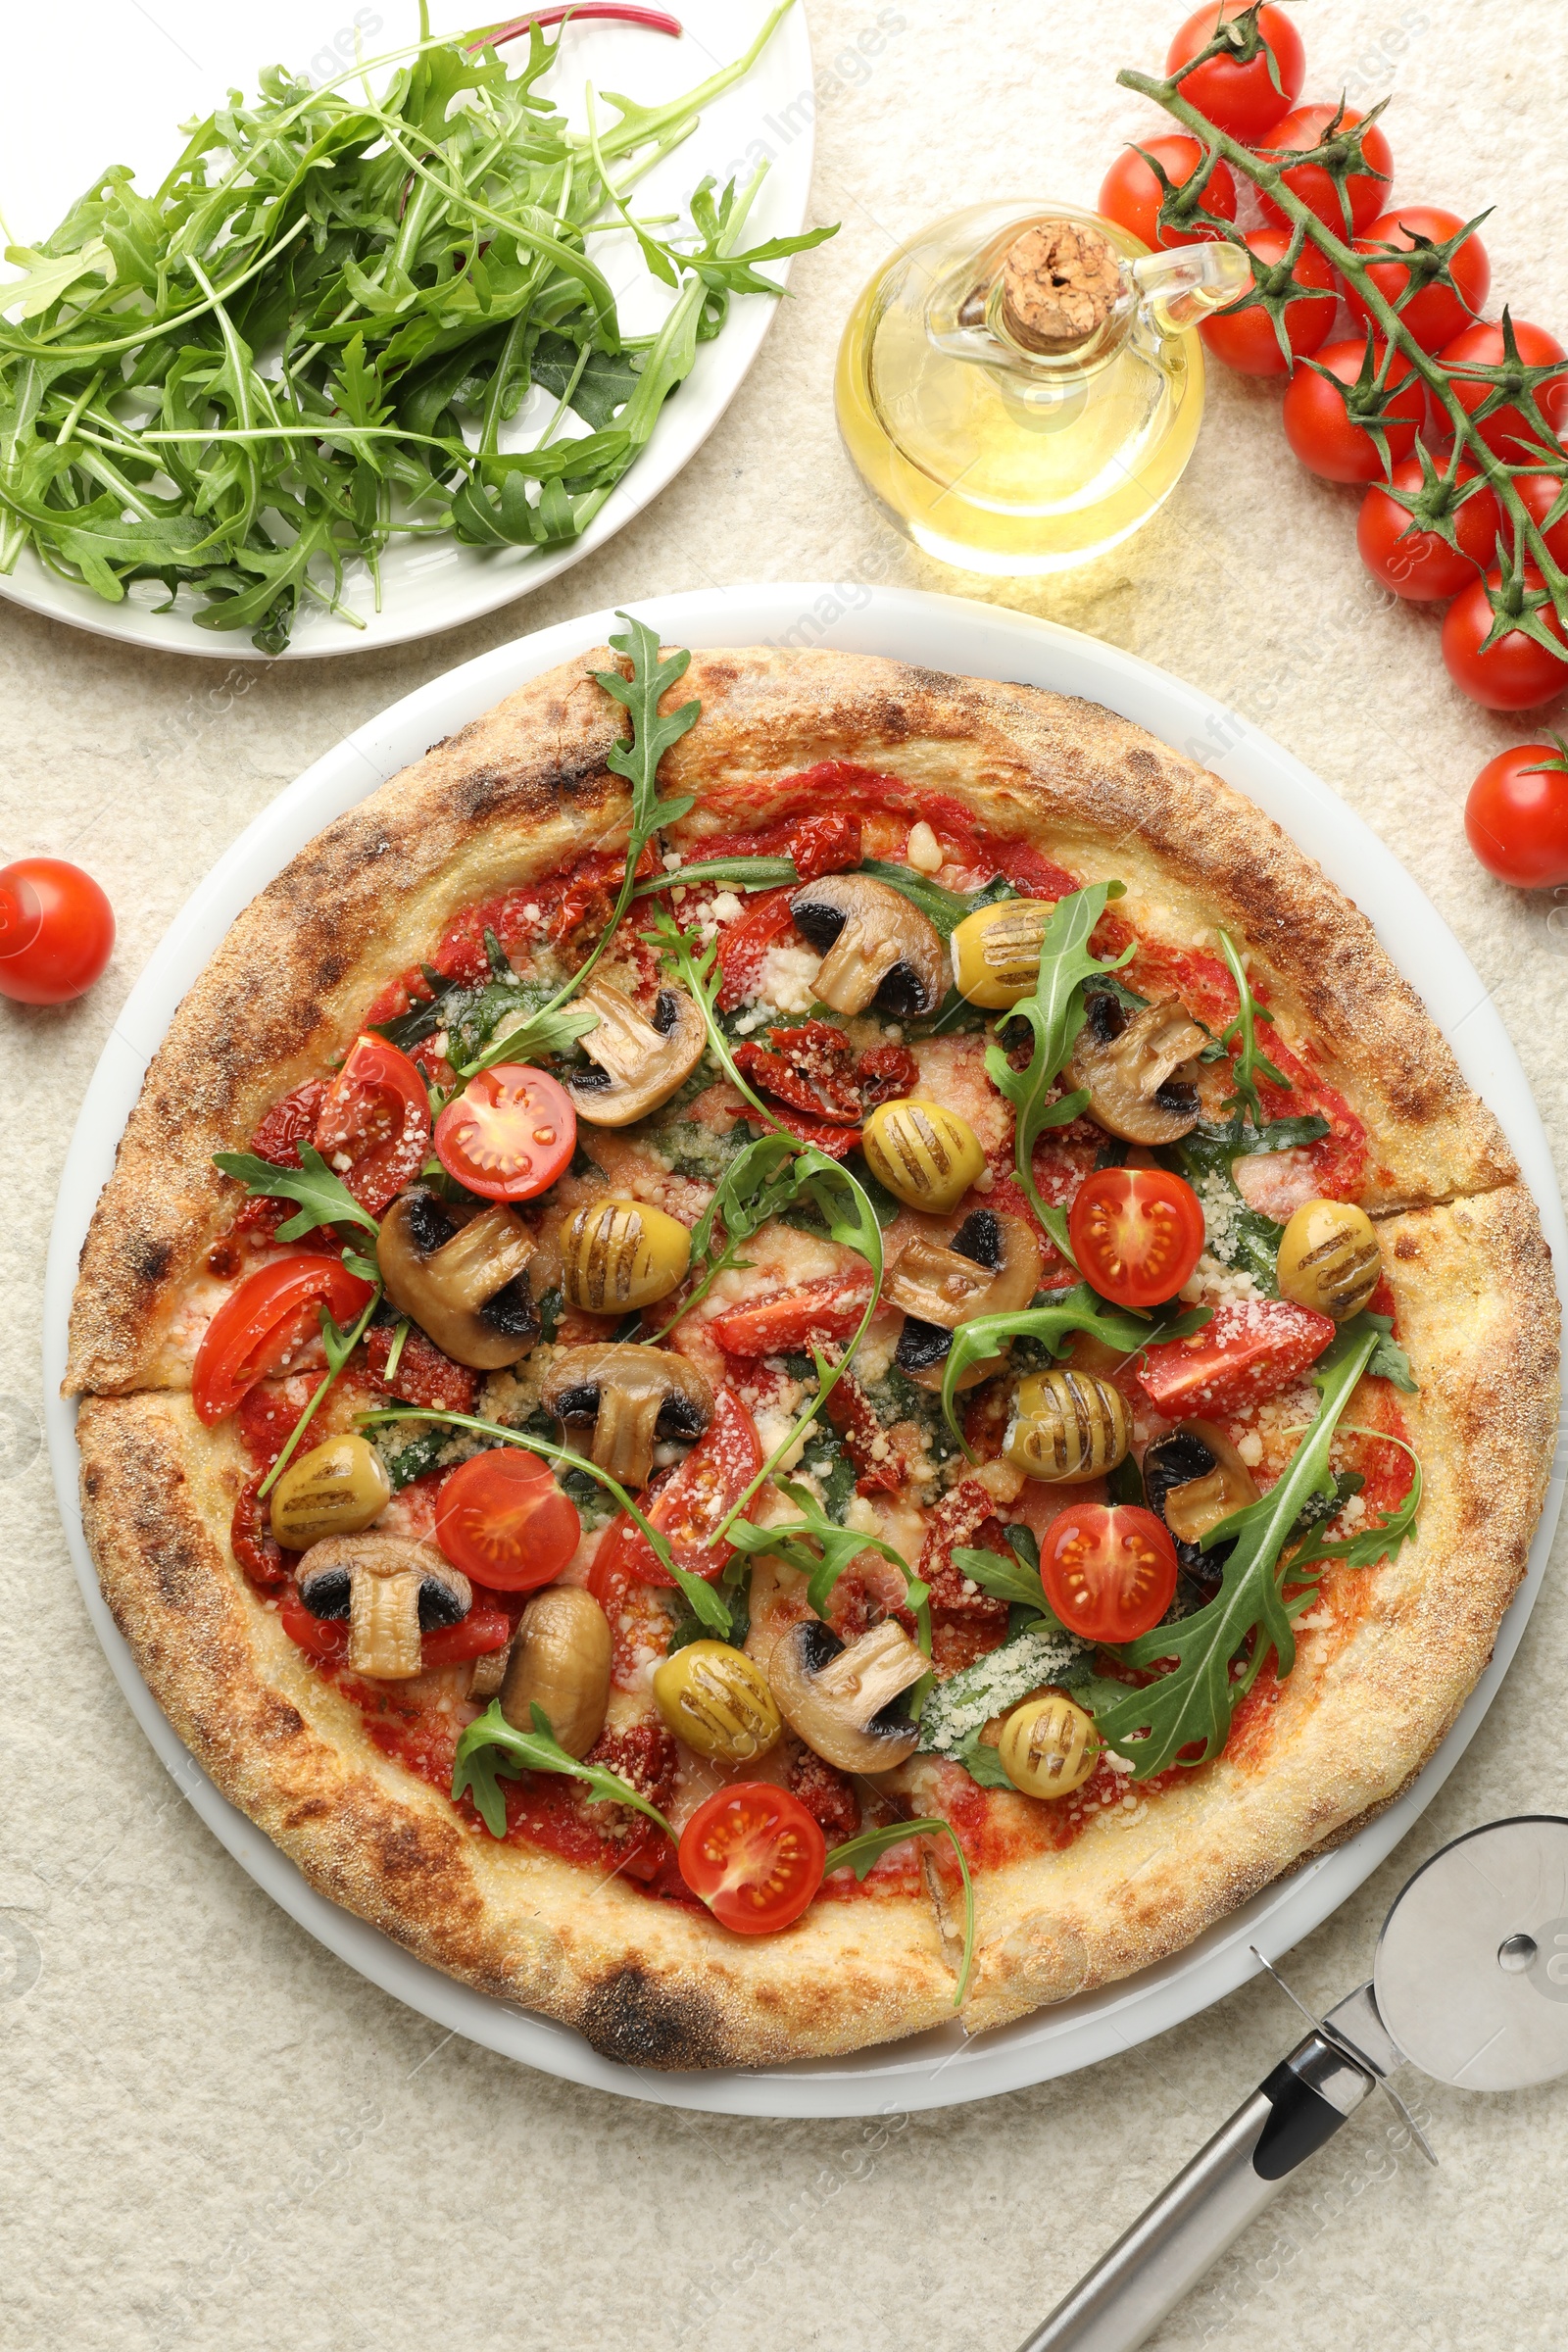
[0,2,812,661]
[44,584,1567,2116]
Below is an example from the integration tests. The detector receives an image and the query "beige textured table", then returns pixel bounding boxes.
[4,4,1566,2346]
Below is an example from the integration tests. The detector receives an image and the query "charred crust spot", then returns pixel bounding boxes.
[576,1968,734,2070]
[131,1238,174,1286]
[1124,748,1162,780]
[1394,1234,1421,1261]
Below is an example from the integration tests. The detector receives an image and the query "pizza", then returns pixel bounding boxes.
[67,631,1559,2070]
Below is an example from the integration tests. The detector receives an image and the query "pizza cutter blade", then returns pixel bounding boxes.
[1013,1816,1568,2352]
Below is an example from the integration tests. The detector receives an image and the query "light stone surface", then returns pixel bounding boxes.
[3,3,1567,2348]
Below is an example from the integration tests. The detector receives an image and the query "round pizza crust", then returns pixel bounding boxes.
[67,647,1560,2068]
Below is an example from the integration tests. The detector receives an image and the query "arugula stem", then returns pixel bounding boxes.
[256,1289,384,1501]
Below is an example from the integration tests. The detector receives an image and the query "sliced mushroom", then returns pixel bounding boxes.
[767,1618,926,1774]
[788,873,945,1018]
[1143,1417,1259,1605]
[378,1189,537,1370]
[296,1534,471,1681]
[567,978,705,1126]
[1066,992,1206,1145]
[539,1343,713,1490]
[500,1587,612,1757]
[890,1209,1044,1390]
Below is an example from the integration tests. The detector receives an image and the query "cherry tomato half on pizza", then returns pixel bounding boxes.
[434,1448,581,1591]
[1068,1168,1205,1309]
[192,1255,376,1425]
[434,1063,576,1200]
[314,1034,432,1215]
[677,1784,826,1934]
[1040,1504,1179,1644]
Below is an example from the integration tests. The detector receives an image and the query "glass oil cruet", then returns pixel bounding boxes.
[835,203,1250,574]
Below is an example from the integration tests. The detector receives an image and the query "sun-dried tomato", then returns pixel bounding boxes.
[789,1749,859,1844]
[824,1376,907,1494]
[917,1485,1014,1622]
[714,887,798,1011]
[786,811,862,881]
[855,1043,918,1105]
[229,1474,297,1589]
[363,1323,477,1413]
[586,1719,679,1882]
[732,1100,862,1157]
[250,1080,327,1168]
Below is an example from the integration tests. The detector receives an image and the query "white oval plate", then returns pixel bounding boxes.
[0,2,812,661]
[44,584,1567,2116]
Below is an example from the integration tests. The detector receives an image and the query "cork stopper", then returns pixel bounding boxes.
[999,220,1123,354]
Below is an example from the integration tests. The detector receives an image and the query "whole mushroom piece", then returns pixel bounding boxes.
[378,1189,537,1370]
[888,1209,1044,1389]
[567,977,706,1127]
[788,873,945,1019]
[768,1618,926,1774]
[540,1343,713,1491]
[296,1534,471,1680]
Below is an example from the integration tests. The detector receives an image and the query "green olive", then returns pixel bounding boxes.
[560,1197,692,1313]
[950,899,1052,1008]
[1004,1369,1132,1482]
[997,1692,1101,1798]
[1276,1199,1381,1320]
[269,1434,390,1550]
[653,1640,781,1763]
[861,1099,987,1212]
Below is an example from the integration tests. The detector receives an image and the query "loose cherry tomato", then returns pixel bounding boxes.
[1465,745,1568,887]
[708,1274,873,1357]
[1442,569,1568,710]
[1137,1298,1336,1419]
[192,1255,375,1426]
[1199,227,1335,378]
[314,1034,431,1216]
[1163,3,1305,141]
[1282,336,1426,484]
[1069,1168,1204,1309]
[433,1062,575,1200]
[419,1607,514,1667]
[1344,207,1490,353]
[607,1389,764,1587]
[1098,136,1237,254]
[1513,473,1568,570]
[434,1448,581,1591]
[1257,106,1394,236]
[0,857,114,1004]
[677,1783,826,1935]
[1356,459,1500,602]
[278,1586,349,1661]
[1041,1504,1178,1645]
[1438,318,1568,462]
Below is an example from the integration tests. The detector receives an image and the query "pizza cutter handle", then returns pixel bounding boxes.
[1013,2029,1377,2352]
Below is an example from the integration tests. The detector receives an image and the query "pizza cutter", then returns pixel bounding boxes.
[1015,1816,1568,2352]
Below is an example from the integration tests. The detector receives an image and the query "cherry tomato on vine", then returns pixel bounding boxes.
[1513,473,1568,571]
[1356,459,1500,602]
[1068,1168,1205,1309]
[314,1034,431,1216]
[1098,136,1237,254]
[1257,105,1394,236]
[0,857,114,1004]
[1442,569,1568,710]
[1464,744,1568,889]
[433,1062,575,1200]
[434,1448,581,1591]
[192,1254,375,1426]
[678,1784,826,1935]
[1438,318,1568,463]
[1163,3,1304,142]
[1344,206,1490,353]
[1282,337,1426,483]
[1041,1504,1178,1646]
[1199,228,1336,378]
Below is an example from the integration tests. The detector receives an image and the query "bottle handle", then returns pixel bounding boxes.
[1130,239,1252,335]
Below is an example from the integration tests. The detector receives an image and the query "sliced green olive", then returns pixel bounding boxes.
[997,1692,1101,1797]
[861,1098,987,1212]
[1004,1369,1131,1482]
[653,1640,781,1763]
[560,1198,692,1313]
[1276,1199,1382,1320]
[270,1434,390,1550]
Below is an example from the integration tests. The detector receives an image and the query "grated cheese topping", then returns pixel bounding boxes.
[916,1626,1094,1754]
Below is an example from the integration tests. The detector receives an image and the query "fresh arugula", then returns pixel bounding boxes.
[1364,1313,1419,1393]
[643,1131,805,1342]
[1089,1316,1416,1776]
[453,1700,675,1842]
[939,1283,1210,1447]
[214,1144,379,1241]
[632,853,800,899]
[951,1536,1058,1621]
[985,883,1135,1243]
[1283,1431,1423,1578]
[1214,930,1292,1127]
[799,1423,858,1524]
[1169,1113,1331,1292]
[823,1816,976,2006]
[725,1477,931,1647]
[358,1403,732,1635]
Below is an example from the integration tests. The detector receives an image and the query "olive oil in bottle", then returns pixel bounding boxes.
[835,203,1249,574]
